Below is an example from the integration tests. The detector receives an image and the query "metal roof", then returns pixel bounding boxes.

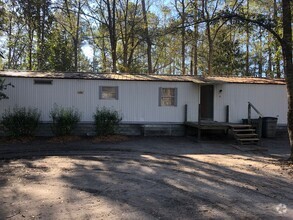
[0,70,286,85]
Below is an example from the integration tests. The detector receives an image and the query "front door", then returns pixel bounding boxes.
[200,85,214,121]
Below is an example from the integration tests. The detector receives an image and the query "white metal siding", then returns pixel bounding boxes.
[214,83,288,124]
[0,78,199,123]
[1,77,287,125]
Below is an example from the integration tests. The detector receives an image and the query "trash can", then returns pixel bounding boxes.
[262,117,278,138]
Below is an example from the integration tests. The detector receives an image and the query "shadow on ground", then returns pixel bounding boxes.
[0,136,292,219]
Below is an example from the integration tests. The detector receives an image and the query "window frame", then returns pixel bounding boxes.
[99,86,119,100]
[159,87,178,107]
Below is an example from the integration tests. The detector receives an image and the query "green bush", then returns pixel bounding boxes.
[93,107,122,136]
[1,106,41,137]
[50,105,81,136]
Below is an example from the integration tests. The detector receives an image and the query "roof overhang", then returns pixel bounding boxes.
[0,71,286,85]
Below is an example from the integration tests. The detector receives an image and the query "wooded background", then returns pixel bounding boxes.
[0,0,287,77]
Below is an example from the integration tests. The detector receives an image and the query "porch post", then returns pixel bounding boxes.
[198,103,201,142]
[197,84,201,142]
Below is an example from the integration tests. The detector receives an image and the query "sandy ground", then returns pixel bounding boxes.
[0,136,292,219]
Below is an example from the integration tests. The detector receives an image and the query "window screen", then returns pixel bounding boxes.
[159,87,177,106]
[99,86,119,100]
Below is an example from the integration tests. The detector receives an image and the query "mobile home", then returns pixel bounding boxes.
[0,71,287,136]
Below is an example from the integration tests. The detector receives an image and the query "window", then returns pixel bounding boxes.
[159,87,177,106]
[34,79,53,85]
[99,86,119,100]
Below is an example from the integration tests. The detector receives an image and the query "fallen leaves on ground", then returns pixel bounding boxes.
[92,135,129,143]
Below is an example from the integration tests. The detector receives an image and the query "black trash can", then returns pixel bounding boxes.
[262,117,278,138]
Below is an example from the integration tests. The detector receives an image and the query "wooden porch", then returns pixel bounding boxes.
[185,121,261,145]
[184,102,263,145]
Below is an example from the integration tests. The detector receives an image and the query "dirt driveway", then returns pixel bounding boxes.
[0,137,292,219]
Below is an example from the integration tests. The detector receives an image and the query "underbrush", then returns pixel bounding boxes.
[93,107,122,136]
[50,105,81,136]
[1,106,40,137]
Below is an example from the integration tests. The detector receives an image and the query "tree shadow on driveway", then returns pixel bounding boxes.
[57,151,293,219]
[0,136,292,219]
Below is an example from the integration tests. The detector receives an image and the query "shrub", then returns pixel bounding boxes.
[1,106,41,137]
[50,105,81,136]
[93,107,122,136]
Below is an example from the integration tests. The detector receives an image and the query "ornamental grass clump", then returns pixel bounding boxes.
[50,105,81,136]
[93,107,122,136]
[1,106,41,137]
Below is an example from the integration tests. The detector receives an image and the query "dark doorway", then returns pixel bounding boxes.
[200,85,214,120]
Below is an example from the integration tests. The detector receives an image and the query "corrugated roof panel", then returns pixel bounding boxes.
[0,70,286,85]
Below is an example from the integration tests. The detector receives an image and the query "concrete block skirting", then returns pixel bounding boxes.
[0,122,186,137]
[0,122,286,137]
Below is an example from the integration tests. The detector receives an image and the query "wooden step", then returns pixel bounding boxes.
[239,141,260,145]
[231,124,260,145]
[232,129,256,132]
[237,138,260,142]
[230,124,252,128]
[238,138,260,145]
[235,133,258,137]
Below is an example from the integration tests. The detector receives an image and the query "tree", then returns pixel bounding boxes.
[55,0,83,71]
[175,0,188,75]
[212,26,245,76]
[190,0,199,76]
[282,0,292,161]
[47,24,75,71]
[205,0,292,160]
[245,0,250,76]
[141,0,152,74]
[199,0,242,76]
[116,0,142,73]
[86,0,118,73]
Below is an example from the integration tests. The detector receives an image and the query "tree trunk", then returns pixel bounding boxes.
[245,0,250,76]
[181,0,186,75]
[276,58,281,78]
[258,28,263,77]
[101,32,107,72]
[74,0,81,72]
[7,15,12,69]
[141,0,152,74]
[37,2,41,70]
[202,0,213,76]
[27,1,33,70]
[190,47,194,75]
[40,1,46,70]
[107,0,117,73]
[28,29,33,70]
[268,34,272,77]
[207,21,213,76]
[193,1,198,76]
[282,0,293,161]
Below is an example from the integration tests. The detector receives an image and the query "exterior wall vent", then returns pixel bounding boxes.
[34,79,53,85]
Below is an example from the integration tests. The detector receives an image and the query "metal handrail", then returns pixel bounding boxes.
[248,102,263,118]
[248,102,263,139]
